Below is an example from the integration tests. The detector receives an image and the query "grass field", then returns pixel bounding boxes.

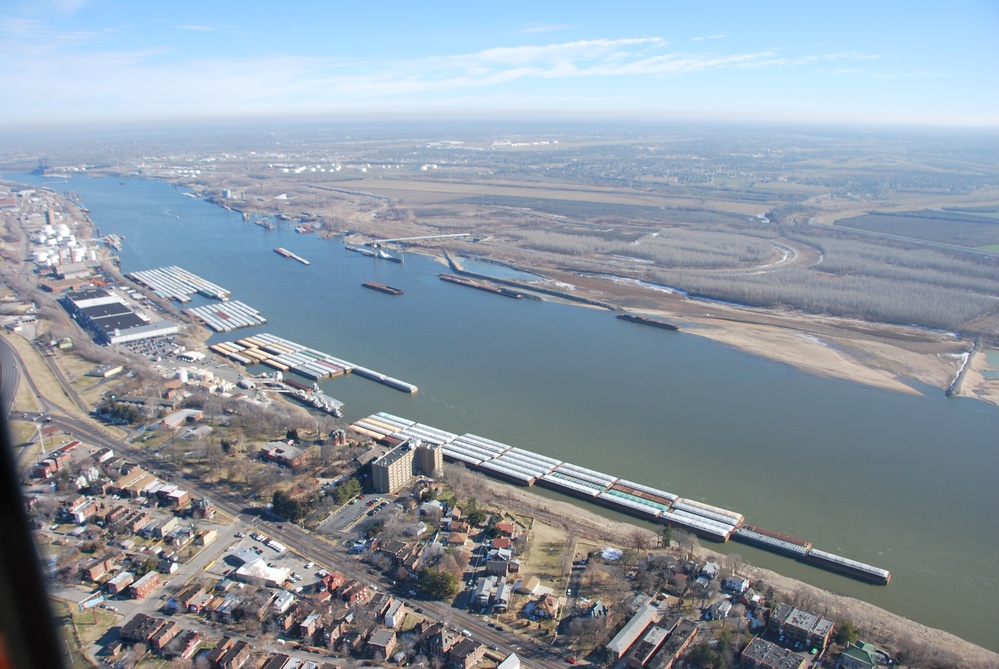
[4,334,83,416]
[835,210,999,248]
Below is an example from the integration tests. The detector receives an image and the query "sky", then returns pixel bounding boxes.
[1,0,997,128]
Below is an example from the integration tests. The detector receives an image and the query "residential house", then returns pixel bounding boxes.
[449,638,486,669]
[495,521,515,537]
[80,555,117,582]
[723,576,750,594]
[474,576,496,607]
[299,612,321,641]
[836,642,885,669]
[120,614,165,644]
[534,593,561,620]
[367,629,397,660]
[323,614,352,645]
[515,575,541,595]
[493,581,512,613]
[486,547,513,577]
[216,640,250,669]
[421,623,461,659]
[341,581,369,606]
[148,620,179,651]
[384,599,407,628]
[161,630,202,660]
[105,571,135,596]
[129,571,161,599]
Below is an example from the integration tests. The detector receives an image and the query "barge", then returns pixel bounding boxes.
[438,273,523,299]
[362,282,403,295]
[616,313,679,331]
[804,548,891,585]
[274,248,311,265]
[347,411,892,585]
[211,332,418,393]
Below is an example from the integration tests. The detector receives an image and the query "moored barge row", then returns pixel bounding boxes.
[209,332,418,393]
[348,411,891,585]
[184,300,267,332]
[128,266,231,302]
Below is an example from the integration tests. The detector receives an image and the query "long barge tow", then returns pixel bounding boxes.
[274,247,311,265]
[348,411,891,586]
[617,313,680,331]
[362,282,403,295]
[209,332,418,393]
[438,273,523,299]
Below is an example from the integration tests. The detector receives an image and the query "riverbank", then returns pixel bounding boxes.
[480,475,999,668]
[148,174,991,409]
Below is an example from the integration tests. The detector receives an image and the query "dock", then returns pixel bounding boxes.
[208,333,418,393]
[128,266,231,303]
[348,411,892,585]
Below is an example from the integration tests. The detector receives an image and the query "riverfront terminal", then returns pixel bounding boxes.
[349,411,892,586]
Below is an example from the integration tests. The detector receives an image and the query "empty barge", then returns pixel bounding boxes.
[274,247,311,265]
[438,273,523,299]
[616,313,679,331]
[362,282,403,295]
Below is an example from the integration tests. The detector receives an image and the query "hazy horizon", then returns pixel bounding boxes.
[1,0,997,128]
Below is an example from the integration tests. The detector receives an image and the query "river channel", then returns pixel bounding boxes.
[13,174,999,650]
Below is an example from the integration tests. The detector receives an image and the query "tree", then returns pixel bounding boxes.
[272,490,306,522]
[834,618,859,645]
[333,477,361,505]
[419,568,460,600]
[464,498,487,526]
[658,524,673,549]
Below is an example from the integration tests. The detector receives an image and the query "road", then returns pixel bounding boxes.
[4,338,569,669]
[0,334,21,419]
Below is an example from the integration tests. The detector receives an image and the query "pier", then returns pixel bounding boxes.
[349,411,891,585]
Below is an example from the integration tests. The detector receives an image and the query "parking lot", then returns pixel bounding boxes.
[318,495,396,536]
[218,533,325,593]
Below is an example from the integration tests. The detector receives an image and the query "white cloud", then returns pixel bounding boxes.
[177,25,215,32]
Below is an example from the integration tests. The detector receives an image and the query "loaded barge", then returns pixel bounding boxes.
[209,332,418,393]
[349,411,891,586]
[274,247,311,265]
[438,273,523,299]
[617,313,680,331]
[362,282,403,295]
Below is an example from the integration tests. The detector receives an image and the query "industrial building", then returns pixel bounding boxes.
[60,288,178,345]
